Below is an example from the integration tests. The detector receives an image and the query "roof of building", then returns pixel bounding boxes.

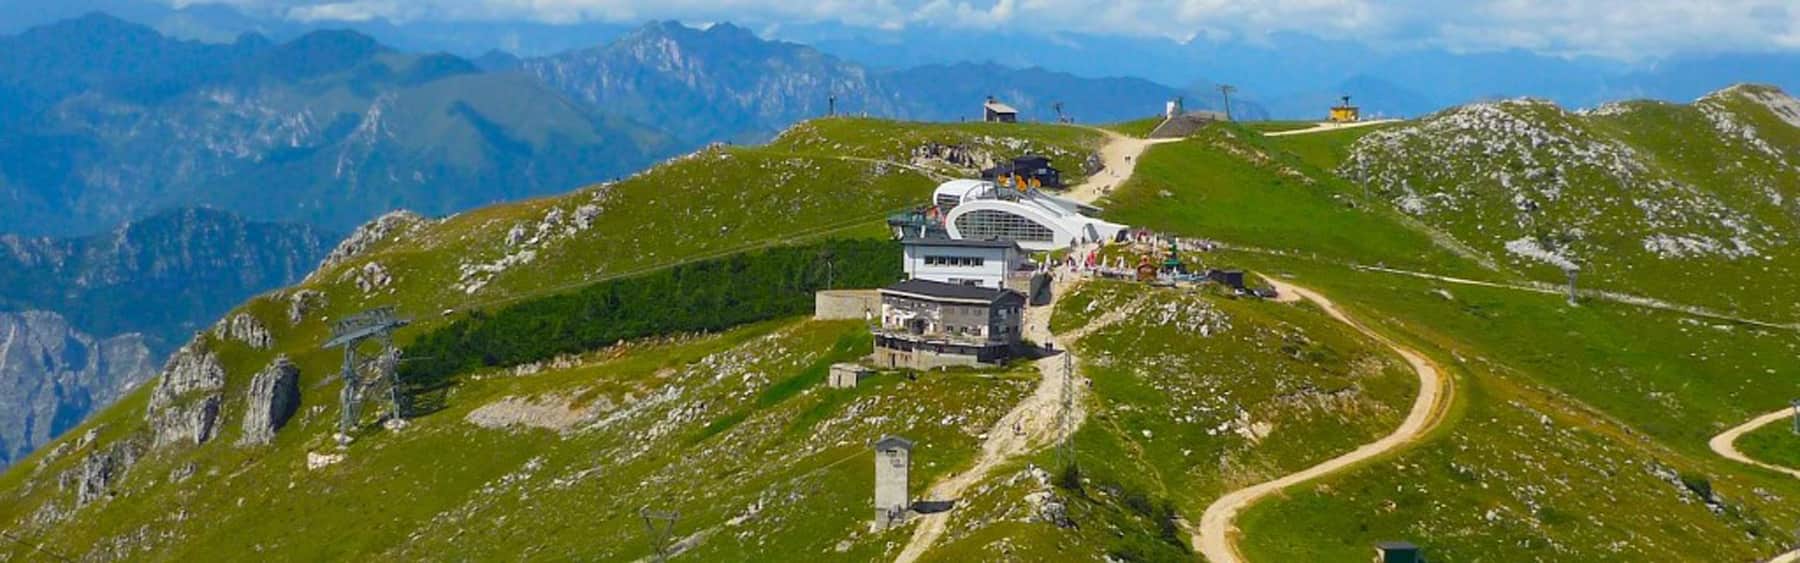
[901,236,1021,250]
[882,278,1023,303]
[874,435,914,450]
[984,100,1019,114]
[1374,541,1419,551]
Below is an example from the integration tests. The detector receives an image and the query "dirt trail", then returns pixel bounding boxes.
[1194,276,1453,563]
[1063,129,1181,204]
[1261,119,1402,137]
[1709,409,1800,480]
[894,276,1136,562]
[1770,549,1800,563]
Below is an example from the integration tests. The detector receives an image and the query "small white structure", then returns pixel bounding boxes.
[873,435,914,530]
[828,363,872,389]
[983,97,1018,123]
[933,179,1128,251]
[902,237,1026,289]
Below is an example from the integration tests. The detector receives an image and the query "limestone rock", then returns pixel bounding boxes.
[286,289,327,325]
[151,394,222,447]
[59,439,144,508]
[238,356,301,447]
[212,313,273,349]
[316,210,430,273]
[147,341,225,412]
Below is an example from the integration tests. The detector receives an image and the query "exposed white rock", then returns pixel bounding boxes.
[315,210,432,274]
[307,451,345,470]
[147,341,225,412]
[212,313,273,349]
[238,356,301,447]
[286,289,327,325]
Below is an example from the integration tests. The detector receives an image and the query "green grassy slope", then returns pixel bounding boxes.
[0,119,1102,560]
[1100,125,1491,277]
[926,280,1419,561]
[1738,420,1800,471]
[1229,256,1800,562]
[1090,94,1800,561]
[1346,86,1800,321]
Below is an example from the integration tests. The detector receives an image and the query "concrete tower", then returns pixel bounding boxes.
[873,435,914,530]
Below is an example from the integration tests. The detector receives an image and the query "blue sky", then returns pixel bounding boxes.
[171,0,1800,60]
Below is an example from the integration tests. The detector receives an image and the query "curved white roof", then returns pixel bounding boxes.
[933,179,1127,251]
[933,179,993,205]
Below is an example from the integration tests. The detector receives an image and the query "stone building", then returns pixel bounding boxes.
[872,279,1025,370]
[873,435,914,530]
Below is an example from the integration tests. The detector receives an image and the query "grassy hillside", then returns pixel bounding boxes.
[1100,125,1491,277]
[924,280,1419,561]
[1090,91,1800,561]
[1739,421,1800,470]
[1228,256,1800,562]
[1345,85,1800,321]
[0,119,1102,560]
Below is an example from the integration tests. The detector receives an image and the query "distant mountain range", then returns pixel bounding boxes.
[0,207,330,468]
[7,1,1796,123]
[0,13,677,237]
[511,22,1191,144]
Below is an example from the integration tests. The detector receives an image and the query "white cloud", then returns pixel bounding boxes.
[171,0,1800,59]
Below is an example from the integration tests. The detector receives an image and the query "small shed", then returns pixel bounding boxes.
[828,363,872,389]
[984,97,1019,123]
[1374,541,1422,563]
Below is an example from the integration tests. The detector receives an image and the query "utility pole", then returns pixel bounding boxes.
[641,507,679,562]
[1218,85,1236,121]
[1056,350,1075,470]
[1792,399,1799,435]
[828,95,836,117]
[1564,266,1579,306]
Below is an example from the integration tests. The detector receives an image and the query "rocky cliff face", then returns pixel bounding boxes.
[0,312,155,468]
[237,356,300,447]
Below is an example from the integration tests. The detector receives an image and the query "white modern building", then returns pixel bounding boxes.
[932,179,1128,251]
[902,237,1027,289]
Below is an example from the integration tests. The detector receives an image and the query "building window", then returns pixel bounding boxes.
[925,255,987,267]
[955,209,1055,242]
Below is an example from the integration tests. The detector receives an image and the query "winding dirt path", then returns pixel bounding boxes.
[894,279,1139,562]
[1261,119,1402,137]
[1194,276,1454,563]
[1709,408,1800,480]
[895,129,1165,561]
[1064,129,1181,204]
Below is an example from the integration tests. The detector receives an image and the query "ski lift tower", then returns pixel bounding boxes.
[323,306,410,445]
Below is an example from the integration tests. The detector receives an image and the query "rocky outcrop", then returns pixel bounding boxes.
[0,311,156,468]
[56,437,145,509]
[238,356,301,446]
[316,210,430,273]
[147,341,225,412]
[212,313,273,349]
[145,341,226,448]
[286,289,327,325]
[150,394,222,447]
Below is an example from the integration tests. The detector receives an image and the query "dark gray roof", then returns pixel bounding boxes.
[874,435,914,450]
[901,236,1021,250]
[883,278,1022,303]
[1375,541,1419,551]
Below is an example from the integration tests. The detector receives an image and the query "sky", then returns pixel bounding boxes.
[165,0,1800,61]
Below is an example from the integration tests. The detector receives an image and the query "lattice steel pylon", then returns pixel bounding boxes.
[640,507,680,562]
[323,307,410,445]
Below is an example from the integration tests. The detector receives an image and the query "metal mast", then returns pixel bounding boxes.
[323,306,410,445]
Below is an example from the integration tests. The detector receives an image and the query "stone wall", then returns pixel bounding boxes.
[814,290,880,321]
